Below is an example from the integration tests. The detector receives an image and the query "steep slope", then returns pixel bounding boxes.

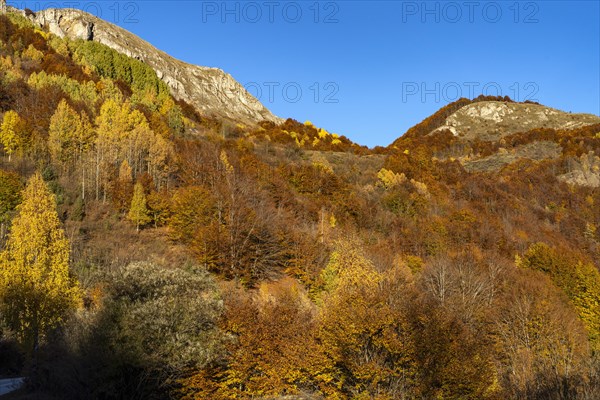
[21,7,281,126]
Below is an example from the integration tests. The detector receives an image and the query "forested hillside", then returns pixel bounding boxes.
[1,10,600,400]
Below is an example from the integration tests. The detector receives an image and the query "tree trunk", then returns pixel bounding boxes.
[81,163,86,200]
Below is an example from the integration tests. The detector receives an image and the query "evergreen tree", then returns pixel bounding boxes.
[0,173,80,352]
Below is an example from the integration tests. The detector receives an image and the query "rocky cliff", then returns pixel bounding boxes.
[22,7,282,126]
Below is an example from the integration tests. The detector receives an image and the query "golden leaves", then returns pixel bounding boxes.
[0,173,80,350]
[0,110,29,160]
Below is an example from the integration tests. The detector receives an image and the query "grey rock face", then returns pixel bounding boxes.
[27,8,282,126]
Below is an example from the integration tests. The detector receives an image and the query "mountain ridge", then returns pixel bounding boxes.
[19,6,282,126]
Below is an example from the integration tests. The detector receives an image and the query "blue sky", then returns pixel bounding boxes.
[13,1,600,147]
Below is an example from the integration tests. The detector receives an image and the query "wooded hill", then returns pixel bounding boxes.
[1,10,600,400]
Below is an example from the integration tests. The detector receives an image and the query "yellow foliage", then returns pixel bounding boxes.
[96,78,124,103]
[0,55,22,82]
[220,150,234,174]
[377,168,406,189]
[584,223,597,240]
[182,279,321,399]
[28,71,99,105]
[128,182,151,231]
[0,110,29,161]
[316,241,416,396]
[48,36,70,57]
[95,98,170,187]
[22,44,43,62]
[0,55,14,72]
[410,179,430,198]
[117,160,132,185]
[34,29,49,40]
[312,159,334,174]
[48,99,95,164]
[329,214,337,228]
[0,173,80,351]
[404,255,424,274]
[519,243,600,350]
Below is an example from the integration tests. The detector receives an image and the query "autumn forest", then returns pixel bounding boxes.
[1,9,600,400]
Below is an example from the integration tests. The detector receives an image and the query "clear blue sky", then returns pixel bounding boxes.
[14,1,600,147]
